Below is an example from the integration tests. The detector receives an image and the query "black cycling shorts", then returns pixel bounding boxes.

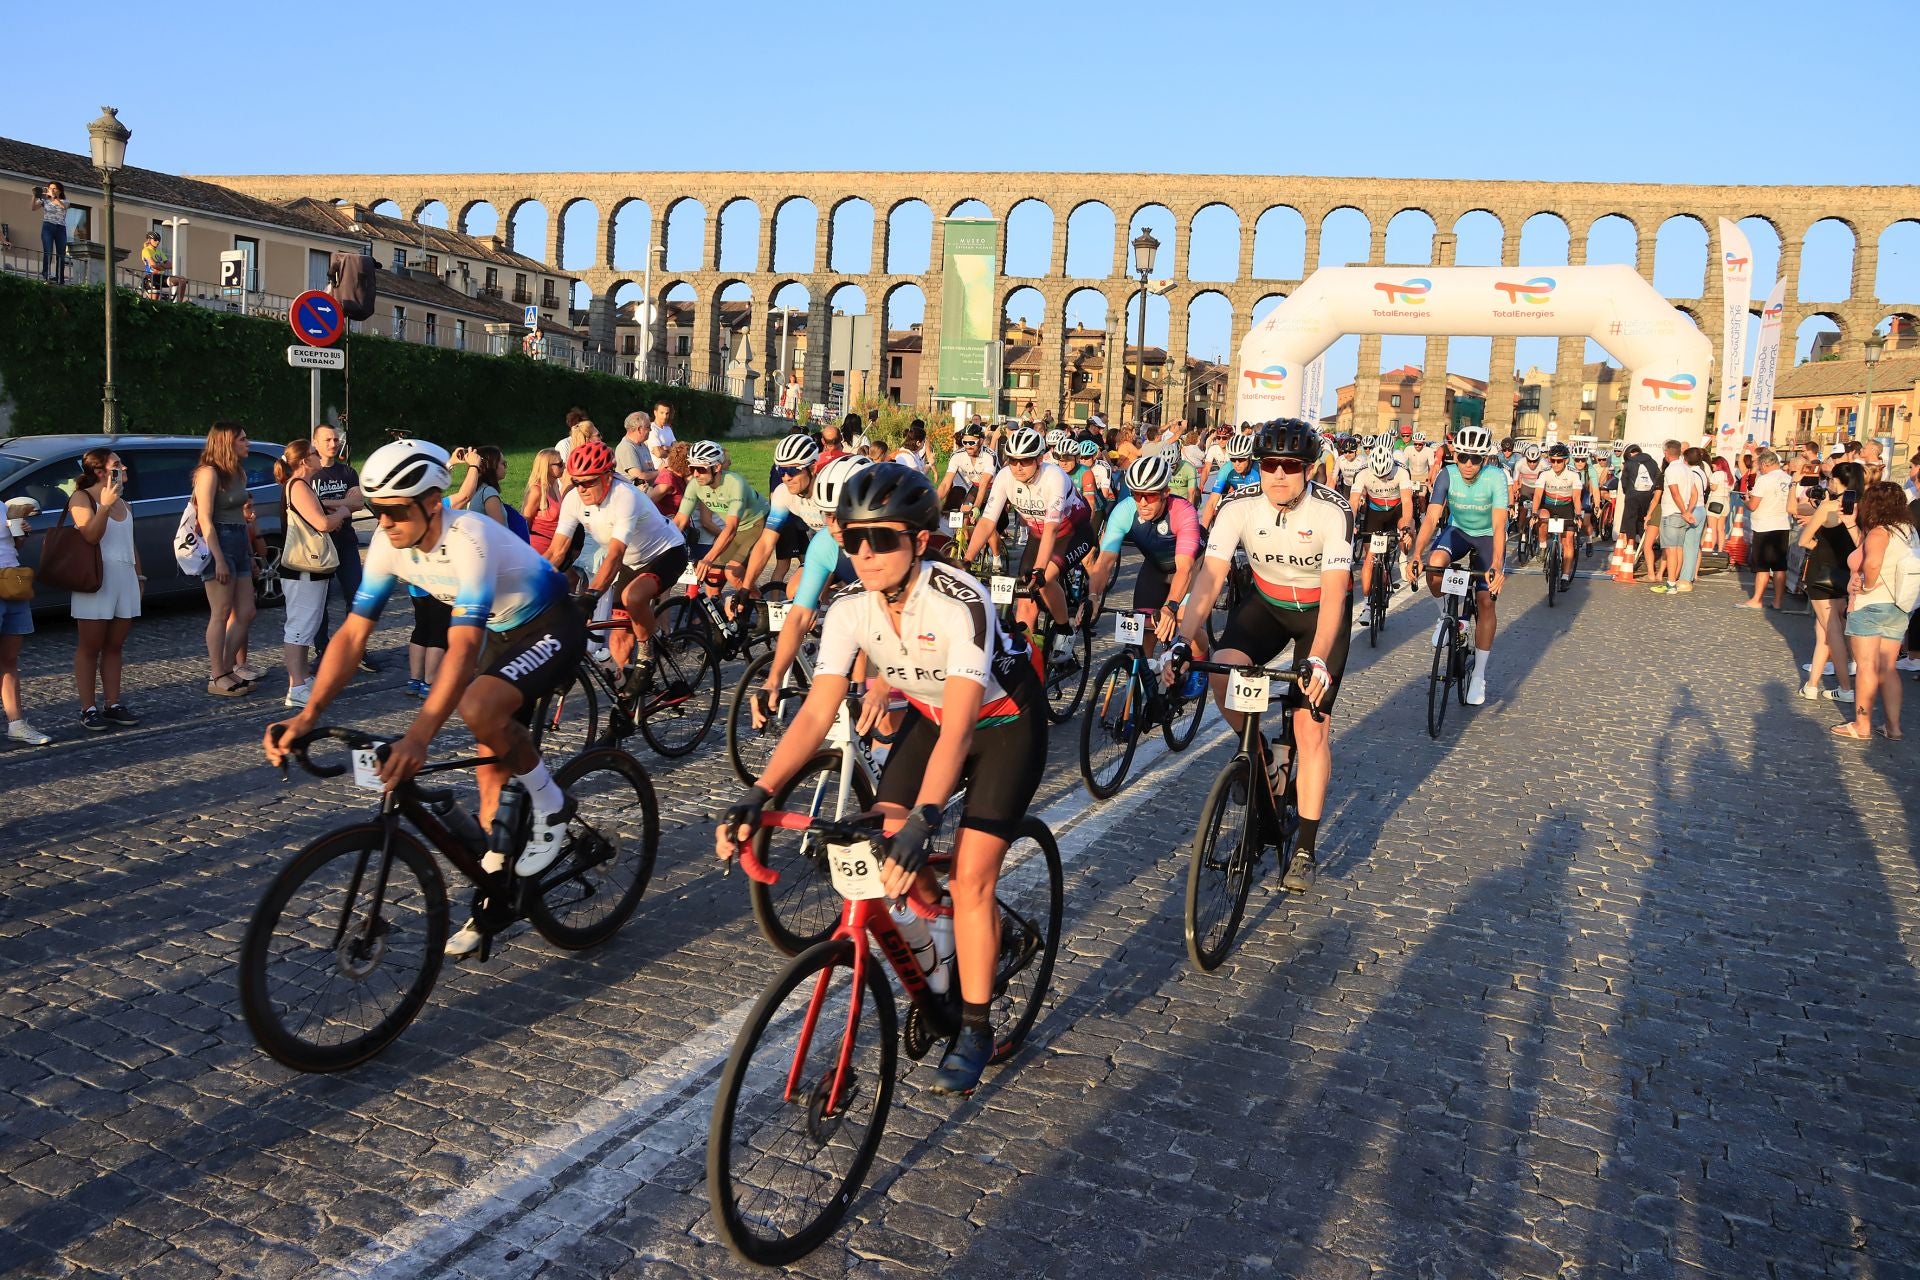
[1216,593,1351,715]
[1133,560,1175,611]
[876,658,1047,841]
[1358,505,1402,536]
[772,519,814,562]
[477,600,588,726]
[1539,499,1578,527]
[608,544,689,619]
[1015,516,1096,578]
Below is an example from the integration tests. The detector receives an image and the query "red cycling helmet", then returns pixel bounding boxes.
[567,440,615,479]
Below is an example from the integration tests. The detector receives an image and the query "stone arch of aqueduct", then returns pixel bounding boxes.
[200,169,1920,432]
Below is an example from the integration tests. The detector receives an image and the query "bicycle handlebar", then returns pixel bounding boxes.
[727,810,887,885]
[271,724,390,780]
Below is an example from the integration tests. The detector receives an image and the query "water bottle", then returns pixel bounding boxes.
[1181,665,1208,700]
[927,906,954,996]
[426,794,488,858]
[889,901,944,993]
[490,782,529,854]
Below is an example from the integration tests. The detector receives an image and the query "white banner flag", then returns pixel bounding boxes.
[1743,279,1788,447]
[1714,219,1753,463]
[1299,354,1326,426]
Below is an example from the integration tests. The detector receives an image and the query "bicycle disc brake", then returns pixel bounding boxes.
[335,913,390,980]
[805,1069,862,1141]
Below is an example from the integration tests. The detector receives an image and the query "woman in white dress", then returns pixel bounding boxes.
[67,448,143,732]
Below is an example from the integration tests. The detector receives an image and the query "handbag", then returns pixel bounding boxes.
[174,499,210,576]
[36,500,103,593]
[0,566,32,602]
[281,482,340,575]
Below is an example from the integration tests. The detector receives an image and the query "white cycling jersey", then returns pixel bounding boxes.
[815,560,1024,726]
[766,482,828,534]
[946,449,997,493]
[1204,484,1354,608]
[355,507,566,632]
[554,476,684,567]
[979,460,1089,532]
[1334,454,1368,489]
[1536,467,1585,503]
[1403,444,1436,484]
[1513,461,1545,492]
[1354,465,1412,510]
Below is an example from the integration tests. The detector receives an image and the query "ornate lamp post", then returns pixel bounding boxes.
[87,106,131,435]
[1860,331,1884,440]
[1130,230,1159,433]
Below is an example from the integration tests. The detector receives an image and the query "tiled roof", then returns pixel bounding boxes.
[888,330,923,354]
[285,198,565,277]
[1774,354,1920,398]
[0,134,362,243]
[379,268,573,330]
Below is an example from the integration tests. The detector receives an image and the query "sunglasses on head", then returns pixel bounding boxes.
[1258,456,1307,475]
[842,525,913,556]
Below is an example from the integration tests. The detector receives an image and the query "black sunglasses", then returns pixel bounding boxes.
[1259,456,1307,474]
[842,525,912,556]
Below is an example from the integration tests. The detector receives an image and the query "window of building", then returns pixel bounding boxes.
[1072,402,1090,421]
[391,246,407,271]
[454,318,467,351]
[65,203,93,241]
[307,248,330,292]
[1878,404,1898,433]
[1797,407,1816,434]
[485,266,499,292]
[889,355,903,378]
[392,305,407,340]
[425,313,437,346]
[675,335,691,356]
[1413,395,1421,408]
[514,272,528,302]
[233,236,260,290]
[622,335,636,355]
[1389,394,1401,408]
[425,254,439,274]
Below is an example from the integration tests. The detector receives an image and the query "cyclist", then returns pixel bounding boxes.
[938,424,1001,566]
[1170,419,1351,894]
[261,440,584,957]
[1063,437,1100,516]
[673,439,769,597]
[963,426,1095,658]
[1534,443,1583,591]
[749,454,873,726]
[1411,424,1509,706]
[1085,453,1201,653]
[1044,428,1073,467]
[546,440,688,689]
[1570,443,1600,540]
[1403,431,1436,529]
[1351,439,1414,627]
[1511,443,1545,527]
[738,433,826,601]
[1332,435,1368,499]
[718,463,1046,1096]
[1080,438,1117,520]
[1199,433,1261,527]
[1497,436,1518,474]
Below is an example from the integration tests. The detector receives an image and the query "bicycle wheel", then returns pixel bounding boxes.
[638,627,721,758]
[1426,622,1452,739]
[1545,541,1560,607]
[1162,664,1208,751]
[750,752,875,955]
[654,593,714,646]
[526,748,660,949]
[1079,654,1142,799]
[1185,755,1259,972]
[707,939,897,1266]
[535,664,603,761]
[1205,564,1243,648]
[990,817,1063,1062]
[1043,616,1094,725]
[727,651,810,787]
[238,824,447,1073]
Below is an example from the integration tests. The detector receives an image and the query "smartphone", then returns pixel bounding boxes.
[1840,490,1858,515]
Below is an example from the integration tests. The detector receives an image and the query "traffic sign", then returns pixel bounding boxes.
[287,345,346,370]
[219,249,247,290]
[523,304,539,327]
[289,291,346,347]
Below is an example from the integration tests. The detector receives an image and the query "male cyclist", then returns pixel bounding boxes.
[749,454,873,726]
[1533,443,1583,591]
[1412,425,1509,706]
[1085,453,1201,652]
[1199,433,1261,527]
[1403,431,1437,527]
[963,426,1095,656]
[1171,420,1351,894]
[1332,435,1368,500]
[739,433,826,600]
[262,440,584,958]
[719,464,1046,1096]
[1351,439,1414,627]
[1511,444,1545,524]
[547,440,688,688]
[673,439,769,596]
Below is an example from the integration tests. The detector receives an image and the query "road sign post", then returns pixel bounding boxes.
[219,249,248,316]
[288,291,348,431]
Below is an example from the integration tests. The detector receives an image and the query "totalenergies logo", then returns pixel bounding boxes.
[1763,301,1784,319]
[1641,373,1697,401]
[1724,250,1749,274]
[1493,276,1556,305]
[1373,278,1431,305]
[1243,364,1287,390]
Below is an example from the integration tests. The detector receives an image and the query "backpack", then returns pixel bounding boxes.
[1882,528,1920,613]
[174,500,210,576]
[503,503,531,543]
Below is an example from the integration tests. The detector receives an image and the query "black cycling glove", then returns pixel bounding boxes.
[722,786,770,843]
[886,804,944,877]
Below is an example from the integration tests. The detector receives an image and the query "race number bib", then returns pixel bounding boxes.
[1441,568,1470,597]
[1369,534,1389,554]
[766,601,790,630]
[351,749,384,792]
[676,563,699,587]
[989,575,1016,605]
[1547,518,1566,534]
[1115,611,1146,644]
[947,510,966,530]
[827,841,887,901]
[1225,672,1271,712]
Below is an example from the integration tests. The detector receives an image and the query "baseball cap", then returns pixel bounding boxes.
[1827,444,1847,458]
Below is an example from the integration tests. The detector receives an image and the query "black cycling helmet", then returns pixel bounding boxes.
[1252,418,1323,463]
[1500,437,1515,452]
[835,461,941,532]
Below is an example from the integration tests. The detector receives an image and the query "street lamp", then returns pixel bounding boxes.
[1860,331,1884,441]
[1130,230,1159,434]
[638,241,663,381]
[87,106,130,435]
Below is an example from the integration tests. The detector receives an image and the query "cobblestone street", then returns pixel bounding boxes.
[3,566,1917,1279]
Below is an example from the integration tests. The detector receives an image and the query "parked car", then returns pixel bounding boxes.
[0,433,285,614]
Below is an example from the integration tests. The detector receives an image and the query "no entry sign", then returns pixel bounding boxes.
[289,291,346,347]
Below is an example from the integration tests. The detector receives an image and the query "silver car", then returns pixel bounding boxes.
[0,433,285,613]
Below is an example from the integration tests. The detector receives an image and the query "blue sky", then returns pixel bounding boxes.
[6,0,1913,408]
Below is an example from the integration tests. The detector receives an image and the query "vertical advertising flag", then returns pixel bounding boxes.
[937,219,999,401]
[1714,218,1754,462]
[1299,354,1326,426]
[1744,279,1788,446]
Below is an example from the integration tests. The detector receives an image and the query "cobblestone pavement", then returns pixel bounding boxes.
[2,562,1916,1279]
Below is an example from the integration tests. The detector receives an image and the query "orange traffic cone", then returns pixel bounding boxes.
[1609,536,1637,583]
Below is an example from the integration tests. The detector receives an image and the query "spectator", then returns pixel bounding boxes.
[1741,450,1794,610]
[67,448,143,729]
[32,181,68,284]
[1619,442,1661,556]
[1705,454,1733,552]
[615,411,654,484]
[2,498,49,746]
[307,424,374,673]
[1862,438,1886,485]
[839,412,865,453]
[1108,426,1139,469]
[138,232,186,302]
[274,440,348,708]
[651,443,694,560]
[192,424,256,696]
[1798,462,1863,702]
[449,446,510,524]
[649,400,679,470]
[1651,440,1701,594]
[1906,456,1920,505]
[555,407,592,462]
[1679,446,1712,584]
[894,421,931,473]
[522,448,566,554]
[406,586,451,701]
[1834,481,1916,741]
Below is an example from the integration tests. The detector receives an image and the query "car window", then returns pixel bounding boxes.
[0,455,79,514]
[244,449,279,489]
[126,448,204,504]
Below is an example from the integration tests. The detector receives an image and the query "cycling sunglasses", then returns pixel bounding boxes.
[1258,456,1308,475]
[842,525,913,555]
[370,501,422,524]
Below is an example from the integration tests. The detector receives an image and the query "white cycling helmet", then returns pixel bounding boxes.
[1524,443,1541,461]
[1411,431,1428,445]
[811,453,873,514]
[1002,427,1046,461]
[1126,453,1173,492]
[1045,429,1073,456]
[1453,426,1494,457]
[1369,441,1397,478]
[687,440,726,469]
[1571,442,1591,461]
[1226,434,1257,460]
[774,433,821,469]
[361,439,451,501]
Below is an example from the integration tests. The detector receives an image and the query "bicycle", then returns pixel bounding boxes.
[725,598,826,786]
[1426,566,1495,738]
[1204,550,1252,648]
[1510,509,1538,566]
[657,569,775,664]
[1177,657,1315,971]
[1362,531,1404,649]
[987,572,1092,725]
[1079,606,1209,798]
[537,597,721,760]
[708,809,1062,1265]
[238,727,658,1072]
[1541,513,1567,608]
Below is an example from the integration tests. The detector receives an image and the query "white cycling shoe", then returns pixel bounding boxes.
[514,797,577,876]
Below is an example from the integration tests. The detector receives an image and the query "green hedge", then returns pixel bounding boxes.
[0,273,736,445]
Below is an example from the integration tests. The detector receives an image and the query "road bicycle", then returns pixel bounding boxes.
[986,571,1093,724]
[1510,508,1538,566]
[1204,549,1252,648]
[1427,566,1496,738]
[1079,606,1208,798]
[725,594,838,786]
[238,727,658,1072]
[1540,512,1568,608]
[537,597,721,761]
[1178,657,1314,972]
[708,810,1061,1265]
[657,569,776,665]
[1360,530,1405,648]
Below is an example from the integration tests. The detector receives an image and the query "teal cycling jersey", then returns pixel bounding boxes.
[1428,463,1510,537]
[789,526,856,611]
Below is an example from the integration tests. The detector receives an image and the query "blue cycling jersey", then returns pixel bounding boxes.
[1429,463,1509,538]
[1098,494,1202,573]
[356,506,565,633]
[1207,463,1261,497]
[789,526,856,611]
